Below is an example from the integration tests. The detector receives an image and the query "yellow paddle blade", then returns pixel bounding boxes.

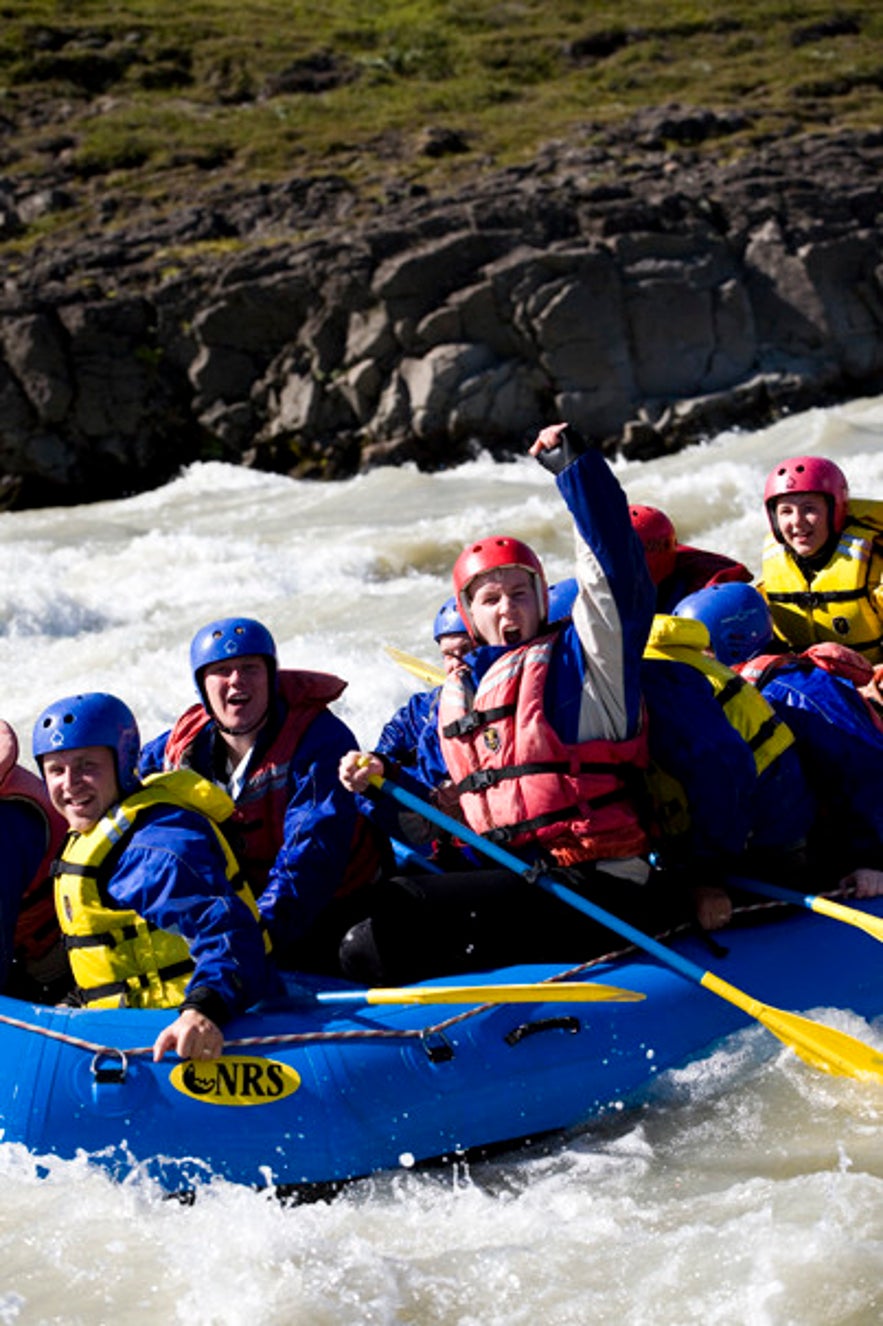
[811,895,883,945]
[760,1007,883,1080]
[702,971,883,1083]
[384,646,446,687]
[364,981,645,1007]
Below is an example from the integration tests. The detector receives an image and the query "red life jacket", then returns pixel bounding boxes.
[438,634,649,866]
[0,720,66,962]
[162,671,380,896]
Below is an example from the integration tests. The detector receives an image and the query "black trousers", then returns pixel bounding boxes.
[339,862,686,986]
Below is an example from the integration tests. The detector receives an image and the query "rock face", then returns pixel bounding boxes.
[2,109,883,507]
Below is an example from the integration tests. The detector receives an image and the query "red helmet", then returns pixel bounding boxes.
[452,535,548,642]
[629,505,677,585]
[763,456,849,542]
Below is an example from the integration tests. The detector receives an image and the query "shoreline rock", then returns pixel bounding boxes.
[2,109,883,508]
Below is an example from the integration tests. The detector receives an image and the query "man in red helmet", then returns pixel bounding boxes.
[629,504,752,613]
[759,455,883,663]
[337,423,682,984]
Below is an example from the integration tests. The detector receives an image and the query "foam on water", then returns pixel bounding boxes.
[0,397,882,1321]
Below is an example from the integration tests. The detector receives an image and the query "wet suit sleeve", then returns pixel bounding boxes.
[640,658,757,861]
[537,430,655,742]
[374,690,436,767]
[256,709,368,951]
[136,729,171,779]
[108,806,275,1023]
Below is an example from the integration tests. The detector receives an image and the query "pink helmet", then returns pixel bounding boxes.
[629,505,677,585]
[452,535,548,642]
[763,456,849,542]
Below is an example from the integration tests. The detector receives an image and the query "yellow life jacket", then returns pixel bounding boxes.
[54,769,268,1010]
[643,615,795,776]
[760,499,883,662]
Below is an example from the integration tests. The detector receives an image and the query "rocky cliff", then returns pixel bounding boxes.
[2,106,883,508]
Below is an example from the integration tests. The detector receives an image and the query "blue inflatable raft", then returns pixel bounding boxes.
[0,896,881,1193]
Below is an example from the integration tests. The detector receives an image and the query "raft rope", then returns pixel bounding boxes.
[0,897,788,1060]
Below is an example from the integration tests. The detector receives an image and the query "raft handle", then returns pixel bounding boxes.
[505,1016,580,1046]
[90,1047,129,1084]
[421,1030,455,1063]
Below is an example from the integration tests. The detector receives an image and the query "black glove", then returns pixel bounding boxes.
[533,424,588,476]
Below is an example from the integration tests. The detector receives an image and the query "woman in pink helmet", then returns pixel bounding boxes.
[759,455,883,663]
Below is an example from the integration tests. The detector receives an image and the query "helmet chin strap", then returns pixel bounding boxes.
[212,706,270,738]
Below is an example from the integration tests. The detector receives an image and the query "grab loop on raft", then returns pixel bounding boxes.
[91,1046,129,1084]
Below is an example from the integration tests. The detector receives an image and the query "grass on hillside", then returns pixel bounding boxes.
[1,0,882,242]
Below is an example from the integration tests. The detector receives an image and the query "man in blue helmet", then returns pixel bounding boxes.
[33,692,277,1061]
[640,583,816,912]
[374,595,469,777]
[370,595,474,869]
[138,617,384,972]
[684,583,883,899]
[638,584,797,928]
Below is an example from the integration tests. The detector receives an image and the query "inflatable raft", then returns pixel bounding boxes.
[0,895,881,1194]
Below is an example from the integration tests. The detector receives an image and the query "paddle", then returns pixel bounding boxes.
[391,836,444,874]
[367,773,883,1082]
[314,981,644,1007]
[730,876,883,946]
[384,645,445,687]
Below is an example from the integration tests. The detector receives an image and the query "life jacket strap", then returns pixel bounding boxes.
[715,674,745,708]
[746,714,782,755]
[442,704,516,739]
[457,759,630,794]
[766,587,867,608]
[483,787,629,844]
[50,858,98,878]
[65,925,140,951]
[76,958,194,1007]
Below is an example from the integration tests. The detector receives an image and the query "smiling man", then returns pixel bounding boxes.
[138,618,384,972]
[33,692,276,1061]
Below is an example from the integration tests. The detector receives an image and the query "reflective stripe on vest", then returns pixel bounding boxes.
[54,769,269,1010]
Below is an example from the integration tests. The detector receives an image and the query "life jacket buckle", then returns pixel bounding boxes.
[453,713,483,737]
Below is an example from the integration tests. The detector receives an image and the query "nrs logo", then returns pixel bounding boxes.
[170,1056,301,1106]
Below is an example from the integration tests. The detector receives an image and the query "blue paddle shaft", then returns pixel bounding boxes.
[729,876,814,909]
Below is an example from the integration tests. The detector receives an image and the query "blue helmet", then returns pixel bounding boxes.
[548,578,578,623]
[33,693,141,795]
[433,595,467,641]
[189,617,277,700]
[673,583,773,666]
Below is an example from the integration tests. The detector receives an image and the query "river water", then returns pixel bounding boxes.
[1,399,882,1325]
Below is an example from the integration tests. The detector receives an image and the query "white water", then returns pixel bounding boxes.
[1,399,883,1325]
